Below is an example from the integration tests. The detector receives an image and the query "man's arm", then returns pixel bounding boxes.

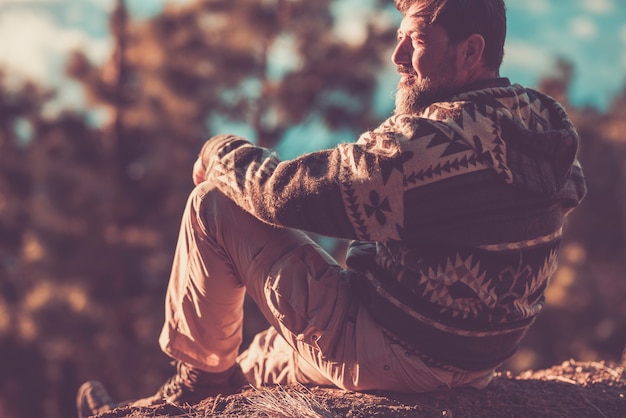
[192,130,410,241]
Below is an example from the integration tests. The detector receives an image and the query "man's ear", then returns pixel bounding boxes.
[460,33,486,71]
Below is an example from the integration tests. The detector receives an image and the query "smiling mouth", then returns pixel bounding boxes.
[397,67,417,84]
[399,73,416,85]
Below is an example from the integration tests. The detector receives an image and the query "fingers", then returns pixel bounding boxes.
[192,158,206,186]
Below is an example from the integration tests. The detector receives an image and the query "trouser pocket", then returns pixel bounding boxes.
[264,244,345,358]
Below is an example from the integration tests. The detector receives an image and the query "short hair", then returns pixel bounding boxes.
[394,0,506,71]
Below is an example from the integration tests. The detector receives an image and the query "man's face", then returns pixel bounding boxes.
[392,6,462,114]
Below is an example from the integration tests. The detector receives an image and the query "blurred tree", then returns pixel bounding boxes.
[121,0,396,148]
[0,75,41,286]
[0,71,126,416]
[0,73,48,418]
[505,62,626,374]
[21,0,398,417]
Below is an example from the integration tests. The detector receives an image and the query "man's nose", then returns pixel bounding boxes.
[391,38,411,66]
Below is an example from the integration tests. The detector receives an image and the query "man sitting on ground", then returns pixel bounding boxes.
[78,0,586,415]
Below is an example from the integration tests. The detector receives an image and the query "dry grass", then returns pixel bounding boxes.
[244,384,336,418]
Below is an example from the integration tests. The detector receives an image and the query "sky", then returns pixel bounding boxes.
[0,0,625,118]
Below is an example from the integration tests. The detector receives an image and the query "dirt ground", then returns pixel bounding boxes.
[93,360,624,417]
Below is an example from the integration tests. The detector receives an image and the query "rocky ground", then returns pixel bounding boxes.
[93,360,624,417]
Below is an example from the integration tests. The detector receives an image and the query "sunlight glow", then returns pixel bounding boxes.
[517,0,551,14]
[580,0,615,15]
[0,302,10,334]
[22,232,45,263]
[24,280,89,313]
[503,40,553,73]
[561,243,587,265]
[544,266,576,308]
[18,314,37,341]
[24,282,54,311]
[331,0,375,47]
[569,16,598,39]
[0,9,110,87]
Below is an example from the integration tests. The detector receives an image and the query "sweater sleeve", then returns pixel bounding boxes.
[199,128,410,241]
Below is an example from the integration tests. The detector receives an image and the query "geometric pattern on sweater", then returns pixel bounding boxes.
[339,84,564,242]
[476,228,563,251]
[415,252,496,318]
[338,140,407,241]
[202,81,582,244]
[377,239,561,333]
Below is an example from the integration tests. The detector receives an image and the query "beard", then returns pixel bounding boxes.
[394,51,459,115]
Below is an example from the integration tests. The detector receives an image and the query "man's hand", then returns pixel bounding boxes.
[192,134,238,185]
[192,157,206,186]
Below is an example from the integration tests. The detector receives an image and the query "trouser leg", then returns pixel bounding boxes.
[158,180,495,392]
[236,326,332,387]
[158,181,353,383]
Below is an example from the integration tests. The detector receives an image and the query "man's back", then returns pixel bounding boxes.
[345,80,586,371]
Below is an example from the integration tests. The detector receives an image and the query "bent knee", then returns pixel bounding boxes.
[187,181,235,215]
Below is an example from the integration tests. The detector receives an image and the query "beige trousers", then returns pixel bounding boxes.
[158,181,494,392]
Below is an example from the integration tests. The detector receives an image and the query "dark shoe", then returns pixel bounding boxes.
[131,361,249,407]
[76,380,117,418]
[77,362,250,416]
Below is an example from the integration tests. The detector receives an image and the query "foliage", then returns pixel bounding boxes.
[0,1,396,417]
[503,62,626,374]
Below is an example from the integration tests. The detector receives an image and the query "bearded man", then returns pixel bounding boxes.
[78,0,586,415]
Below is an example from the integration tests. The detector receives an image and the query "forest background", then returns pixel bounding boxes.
[0,1,625,418]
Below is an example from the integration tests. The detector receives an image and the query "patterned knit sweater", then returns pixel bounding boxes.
[200,78,586,371]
